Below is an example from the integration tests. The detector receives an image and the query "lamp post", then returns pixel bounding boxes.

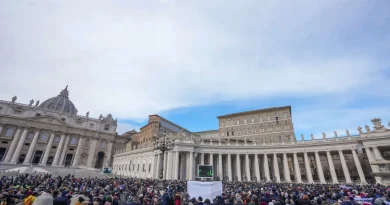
[153,131,174,181]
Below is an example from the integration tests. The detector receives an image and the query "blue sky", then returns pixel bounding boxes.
[1,1,389,139]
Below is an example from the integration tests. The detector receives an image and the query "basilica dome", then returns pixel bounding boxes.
[39,86,78,115]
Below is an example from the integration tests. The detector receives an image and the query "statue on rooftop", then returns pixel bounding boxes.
[12,96,17,103]
[29,99,34,106]
[35,100,39,107]
[86,111,89,118]
[346,129,350,136]
[311,133,315,140]
[357,126,363,134]
[365,125,371,133]
[99,114,103,120]
[334,130,338,137]
[322,132,326,139]
[301,134,304,141]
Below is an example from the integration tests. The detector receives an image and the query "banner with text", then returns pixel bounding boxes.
[354,198,373,204]
[187,181,222,200]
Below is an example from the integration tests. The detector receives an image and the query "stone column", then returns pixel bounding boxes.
[373,147,383,160]
[58,135,70,166]
[325,151,338,183]
[236,154,242,181]
[0,124,3,135]
[10,128,29,163]
[218,154,223,180]
[155,153,161,179]
[4,127,24,163]
[209,153,214,167]
[23,129,40,165]
[254,154,261,181]
[189,152,194,180]
[163,151,168,179]
[293,152,302,183]
[315,152,326,183]
[245,154,251,181]
[200,153,204,165]
[263,154,270,181]
[166,151,172,180]
[338,150,351,183]
[174,151,180,180]
[180,153,186,180]
[304,152,314,183]
[40,132,55,166]
[103,141,113,167]
[365,147,381,183]
[273,154,281,182]
[227,154,233,181]
[72,137,85,167]
[86,138,97,167]
[352,149,367,184]
[283,153,291,182]
[52,133,66,166]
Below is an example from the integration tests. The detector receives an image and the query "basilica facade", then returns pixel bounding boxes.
[113,106,390,185]
[0,86,117,169]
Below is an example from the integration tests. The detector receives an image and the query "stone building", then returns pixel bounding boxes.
[113,106,390,185]
[0,86,117,170]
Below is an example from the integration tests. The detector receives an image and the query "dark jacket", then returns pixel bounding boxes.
[54,196,69,205]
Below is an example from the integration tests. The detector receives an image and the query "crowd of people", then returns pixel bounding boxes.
[1,173,390,205]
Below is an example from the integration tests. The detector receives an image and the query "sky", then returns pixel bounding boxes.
[1,0,390,139]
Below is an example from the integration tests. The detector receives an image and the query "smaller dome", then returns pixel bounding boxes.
[39,86,78,115]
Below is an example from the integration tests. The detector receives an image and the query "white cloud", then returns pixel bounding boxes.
[116,122,139,135]
[294,107,390,139]
[0,0,389,121]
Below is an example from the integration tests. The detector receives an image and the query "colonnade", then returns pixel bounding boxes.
[153,148,372,183]
[1,124,111,168]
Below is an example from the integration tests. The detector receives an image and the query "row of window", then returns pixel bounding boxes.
[1,126,108,148]
[220,113,289,127]
[223,125,291,136]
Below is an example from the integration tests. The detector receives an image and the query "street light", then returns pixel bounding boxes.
[153,130,174,180]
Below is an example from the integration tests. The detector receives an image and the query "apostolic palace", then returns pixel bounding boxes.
[113,106,390,185]
[1,88,390,185]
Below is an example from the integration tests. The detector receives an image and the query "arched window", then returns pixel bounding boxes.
[54,135,61,143]
[4,127,15,137]
[70,137,77,145]
[27,131,35,140]
[100,141,107,149]
[39,133,49,141]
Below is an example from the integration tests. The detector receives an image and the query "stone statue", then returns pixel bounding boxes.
[99,114,103,120]
[271,136,274,143]
[35,100,39,106]
[334,130,338,137]
[86,111,89,118]
[346,129,350,136]
[322,132,326,139]
[244,137,247,145]
[12,96,17,103]
[357,126,363,134]
[29,99,34,106]
[301,134,304,141]
[365,125,371,133]
[311,133,314,140]
[371,118,386,132]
